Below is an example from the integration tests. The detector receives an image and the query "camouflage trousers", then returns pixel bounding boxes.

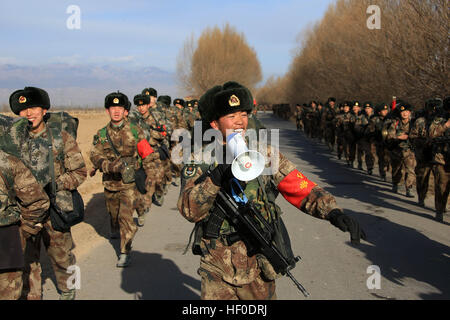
[415,161,434,203]
[361,139,375,170]
[390,149,416,189]
[433,164,449,214]
[198,239,276,300]
[105,186,138,254]
[0,269,22,300]
[135,161,164,216]
[325,126,335,149]
[336,135,344,158]
[376,143,390,177]
[21,218,76,300]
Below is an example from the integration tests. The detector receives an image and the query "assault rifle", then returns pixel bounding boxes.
[214,189,310,297]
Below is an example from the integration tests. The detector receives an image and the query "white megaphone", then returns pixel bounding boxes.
[226,132,265,181]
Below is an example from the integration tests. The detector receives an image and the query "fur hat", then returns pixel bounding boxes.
[198,81,253,123]
[9,87,50,115]
[173,98,185,107]
[105,91,130,111]
[141,88,157,97]
[133,94,150,106]
[157,95,171,107]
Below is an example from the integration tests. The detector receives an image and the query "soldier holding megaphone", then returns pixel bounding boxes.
[177,81,366,300]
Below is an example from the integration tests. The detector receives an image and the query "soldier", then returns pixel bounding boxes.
[184,100,198,134]
[177,81,365,300]
[128,94,166,226]
[324,98,337,151]
[351,101,365,170]
[428,97,449,222]
[171,98,189,187]
[334,103,345,160]
[0,149,50,300]
[385,101,416,197]
[295,104,303,131]
[409,99,441,207]
[367,103,390,181]
[317,102,325,142]
[336,102,355,166]
[141,88,172,206]
[361,102,375,175]
[7,86,87,300]
[90,91,160,267]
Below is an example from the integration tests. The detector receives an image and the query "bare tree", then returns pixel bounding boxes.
[177,24,263,96]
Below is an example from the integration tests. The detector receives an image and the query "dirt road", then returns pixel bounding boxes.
[41,111,450,300]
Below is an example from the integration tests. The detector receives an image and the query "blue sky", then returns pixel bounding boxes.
[0,0,335,79]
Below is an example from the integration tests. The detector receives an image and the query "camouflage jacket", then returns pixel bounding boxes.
[183,108,197,132]
[0,150,49,230]
[177,142,341,286]
[90,118,160,191]
[428,116,449,165]
[409,117,432,163]
[128,111,166,147]
[386,119,413,152]
[366,115,386,143]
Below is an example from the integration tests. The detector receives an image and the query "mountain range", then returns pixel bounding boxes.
[0,63,178,108]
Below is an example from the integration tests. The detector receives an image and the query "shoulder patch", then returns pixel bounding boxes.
[182,165,198,179]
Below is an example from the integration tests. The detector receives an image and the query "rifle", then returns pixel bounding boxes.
[214,189,310,297]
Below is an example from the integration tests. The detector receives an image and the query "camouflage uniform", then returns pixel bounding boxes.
[323,105,337,151]
[90,118,160,254]
[352,112,366,170]
[128,110,166,214]
[410,116,434,205]
[428,115,449,221]
[386,118,416,194]
[4,119,87,299]
[334,111,345,159]
[367,113,390,179]
[178,144,342,300]
[0,150,49,300]
[336,111,355,166]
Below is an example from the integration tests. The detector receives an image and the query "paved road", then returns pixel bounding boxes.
[43,112,450,300]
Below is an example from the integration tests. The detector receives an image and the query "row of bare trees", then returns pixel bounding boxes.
[177,24,262,97]
[257,0,448,108]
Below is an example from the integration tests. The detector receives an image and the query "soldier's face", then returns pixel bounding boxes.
[400,110,410,120]
[329,101,335,108]
[106,106,126,123]
[365,107,373,116]
[19,106,47,133]
[353,106,360,113]
[149,96,157,108]
[137,103,150,116]
[344,106,350,113]
[210,111,249,142]
[380,109,388,117]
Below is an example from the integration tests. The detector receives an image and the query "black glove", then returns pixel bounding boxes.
[328,209,366,244]
[43,182,55,199]
[209,164,232,187]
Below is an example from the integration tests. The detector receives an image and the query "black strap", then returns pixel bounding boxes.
[105,127,122,158]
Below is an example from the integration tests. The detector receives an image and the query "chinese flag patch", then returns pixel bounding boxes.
[137,139,154,159]
[277,169,317,208]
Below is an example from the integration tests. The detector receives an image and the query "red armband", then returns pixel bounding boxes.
[277,169,317,208]
[137,139,154,159]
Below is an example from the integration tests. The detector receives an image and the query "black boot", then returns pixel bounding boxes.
[392,184,398,194]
